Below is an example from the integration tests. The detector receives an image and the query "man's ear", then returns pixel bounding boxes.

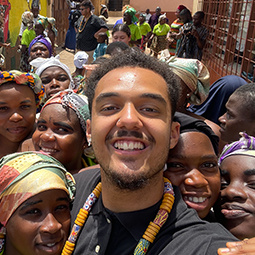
[169,121,180,149]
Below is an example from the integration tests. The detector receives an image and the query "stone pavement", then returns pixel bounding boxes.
[56,15,121,73]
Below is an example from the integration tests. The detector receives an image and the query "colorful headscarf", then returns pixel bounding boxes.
[36,16,48,29]
[41,89,90,133]
[160,56,210,105]
[177,5,187,12]
[0,70,45,109]
[28,34,53,56]
[21,11,34,26]
[47,17,58,37]
[219,132,255,165]
[30,55,74,89]
[0,151,76,253]
[124,7,138,23]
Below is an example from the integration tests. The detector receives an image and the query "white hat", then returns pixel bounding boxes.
[74,51,89,69]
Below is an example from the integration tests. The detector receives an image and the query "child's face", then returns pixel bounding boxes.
[97,35,106,43]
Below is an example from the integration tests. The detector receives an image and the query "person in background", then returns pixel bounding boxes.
[148,6,163,30]
[93,32,108,61]
[19,3,43,39]
[138,13,152,51]
[72,51,89,93]
[149,13,170,58]
[123,7,142,47]
[218,83,255,143]
[0,151,75,255]
[105,41,129,56]
[167,5,187,56]
[188,75,247,125]
[46,17,58,55]
[76,0,108,63]
[27,89,96,173]
[64,1,81,51]
[30,55,74,101]
[165,112,220,220]
[112,23,131,46]
[28,35,53,65]
[19,11,36,72]
[145,8,151,23]
[0,70,45,158]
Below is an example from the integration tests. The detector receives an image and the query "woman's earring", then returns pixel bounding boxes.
[187,93,190,98]
[87,139,91,147]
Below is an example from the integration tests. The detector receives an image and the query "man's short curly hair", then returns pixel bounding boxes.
[85,48,180,118]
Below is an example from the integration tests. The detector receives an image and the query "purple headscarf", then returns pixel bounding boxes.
[28,35,53,56]
[219,132,255,165]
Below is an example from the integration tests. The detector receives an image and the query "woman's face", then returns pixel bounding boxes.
[6,189,70,255]
[29,42,50,61]
[34,23,44,36]
[175,9,181,18]
[32,104,86,173]
[159,18,166,25]
[40,66,70,100]
[112,31,131,45]
[219,155,255,239]
[0,82,36,144]
[165,132,220,218]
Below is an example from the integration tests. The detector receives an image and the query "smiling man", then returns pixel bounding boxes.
[63,48,237,255]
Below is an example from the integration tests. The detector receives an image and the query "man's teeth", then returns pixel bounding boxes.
[188,196,207,203]
[114,141,145,150]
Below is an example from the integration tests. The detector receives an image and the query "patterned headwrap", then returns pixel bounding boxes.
[21,11,34,26]
[28,35,53,56]
[0,70,45,109]
[219,132,255,165]
[0,151,76,252]
[36,16,48,29]
[160,56,210,105]
[47,17,58,37]
[124,7,138,23]
[177,5,187,12]
[30,55,74,89]
[41,89,90,133]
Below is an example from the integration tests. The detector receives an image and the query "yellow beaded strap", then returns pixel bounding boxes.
[134,177,175,254]
[62,178,175,255]
[62,182,102,255]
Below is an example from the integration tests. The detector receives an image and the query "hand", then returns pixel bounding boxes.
[191,28,199,39]
[218,238,255,255]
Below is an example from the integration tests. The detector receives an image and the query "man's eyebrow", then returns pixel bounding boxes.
[244,169,255,176]
[140,93,167,105]
[95,92,119,104]
[95,92,167,105]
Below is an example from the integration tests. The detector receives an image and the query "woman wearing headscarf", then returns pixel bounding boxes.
[0,70,45,158]
[28,35,53,63]
[46,17,58,54]
[123,7,142,47]
[188,75,247,125]
[19,11,36,72]
[167,5,187,55]
[160,55,226,152]
[30,55,74,100]
[28,89,96,173]
[0,151,76,255]
[149,13,170,58]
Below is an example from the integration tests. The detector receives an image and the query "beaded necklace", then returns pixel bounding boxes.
[62,177,175,255]
[78,15,90,33]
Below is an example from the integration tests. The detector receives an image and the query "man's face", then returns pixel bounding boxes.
[32,6,39,18]
[219,94,255,143]
[155,7,161,16]
[165,132,220,218]
[192,14,202,26]
[86,67,179,190]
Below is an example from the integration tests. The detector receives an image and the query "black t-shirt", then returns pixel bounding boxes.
[71,168,238,255]
[76,15,108,51]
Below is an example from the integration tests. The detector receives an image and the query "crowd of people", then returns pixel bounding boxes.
[1,1,255,255]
